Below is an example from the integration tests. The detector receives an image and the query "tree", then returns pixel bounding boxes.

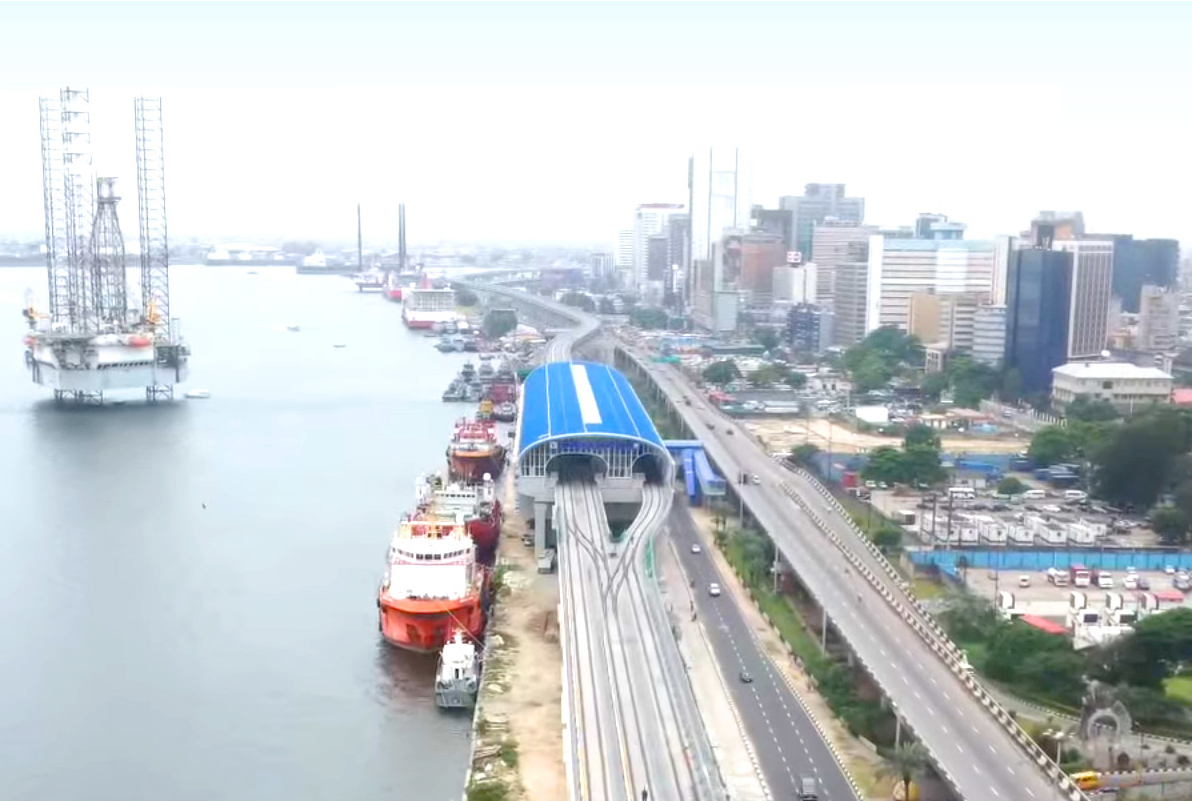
[902,444,945,487]
[1065,394,1120,423]
[904,423,942,451]
[939,594,1002,644]
[482,309,517,340]
[598,296,617,315]
[455,287,479,307]
[862,446,904,485]
[872,523,903,554]
[1016,649,1087,706]
[886,742,929,801]
[1028,426,1077,467]
[919,371,950,399]
[701,360,741,385]
[753,329,780,352]
[748,363,790,388]
[985,621,1070,684]
[948,356,1001,409]
[997,476,1028,496]
[784,370,807,389]
[560,292,596,313]
[629,306,668,330]
[1150,507,1190,546]
[1094,409,1192,508]
[1095,608,1192,688]
[790,443,820,469]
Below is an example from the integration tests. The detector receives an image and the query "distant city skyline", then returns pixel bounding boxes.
[2,3,1191,250]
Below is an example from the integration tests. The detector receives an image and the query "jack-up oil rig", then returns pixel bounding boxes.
[24,88,189,403]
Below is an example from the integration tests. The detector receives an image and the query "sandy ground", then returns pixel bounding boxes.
[657,532,770,801]
[748,417,1030,456]
[684,506,898,800]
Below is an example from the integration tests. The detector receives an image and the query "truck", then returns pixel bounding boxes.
[1047,567,1070,587]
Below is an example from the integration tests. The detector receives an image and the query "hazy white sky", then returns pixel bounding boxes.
[2,2,1190,249]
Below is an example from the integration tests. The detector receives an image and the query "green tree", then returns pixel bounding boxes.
[919,371,950,399]
[904,424,942,451]
[790,443,821,469]
[784,370,807,389]
[454,287,480,307]
[902,445,945,486]
[1065,394,1120,423]
[939,594,1002,644]
[885,742,930,801]
[630,306,668,329]
[701,359,741,385]
[1096,609,1192,688]
[1094,409,1192,508]
[754,329,780,351]
[862,446,904,485]
[560,291,596,313]
[1017,649,1087,706]
[997,476,1028,496]
[597,296,616,315]
[872,523,903,554]
[985,621,1070,684]
[1150,507,1190,546]
[748,363,792,387]
[1028,426,1077,467]
[948,356,1001,409]
[482,308,517,339]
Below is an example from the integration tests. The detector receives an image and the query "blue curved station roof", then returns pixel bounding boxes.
[518,361,665,458]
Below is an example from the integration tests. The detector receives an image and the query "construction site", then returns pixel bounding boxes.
[24,88,188,403]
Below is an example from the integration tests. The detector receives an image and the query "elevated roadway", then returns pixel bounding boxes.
[623,350,1086,801]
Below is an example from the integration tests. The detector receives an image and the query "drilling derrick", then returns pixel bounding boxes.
[25,89,189,403]
[91,178,128,327]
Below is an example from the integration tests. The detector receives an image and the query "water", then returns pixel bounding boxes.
[0,266,476,801]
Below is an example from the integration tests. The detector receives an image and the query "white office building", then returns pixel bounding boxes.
[811,221,877,308]
[632,204,684,289]
[972,304,1007,367]
[773,262,818,304]
[1051,361,1172,413]
[864,236,998,334]
[1138,284,1181,352]
[1054,238,1115,359]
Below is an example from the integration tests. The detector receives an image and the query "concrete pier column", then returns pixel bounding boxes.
[535,499,551,554]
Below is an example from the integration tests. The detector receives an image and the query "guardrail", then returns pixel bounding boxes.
[777,478,1090,801]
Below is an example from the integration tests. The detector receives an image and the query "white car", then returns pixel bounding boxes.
[690,543,702,554]
[1018,575,1031,588]
[1124,574,1139,590]
[709,583,722,597]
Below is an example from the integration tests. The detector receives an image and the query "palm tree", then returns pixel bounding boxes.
[886,742,929,801]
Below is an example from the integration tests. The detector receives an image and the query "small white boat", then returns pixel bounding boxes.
[333,343,347,349]
[185,388,211,399]
[435,631,480,710]
[286,324,301,332]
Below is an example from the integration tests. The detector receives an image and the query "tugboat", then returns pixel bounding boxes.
[493,401,517,422]
[442,381,466,402]
[435,630,480,710]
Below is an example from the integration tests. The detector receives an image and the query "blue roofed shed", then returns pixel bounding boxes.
[518,361,672,482]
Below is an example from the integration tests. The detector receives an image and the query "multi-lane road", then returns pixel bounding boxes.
[668,495,858,800]
[633,353,1077,801]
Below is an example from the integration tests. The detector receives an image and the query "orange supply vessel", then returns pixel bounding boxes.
[377,511,487,653]
[446,418,507,483]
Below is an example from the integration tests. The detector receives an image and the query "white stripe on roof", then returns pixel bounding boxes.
[570,363,603,427]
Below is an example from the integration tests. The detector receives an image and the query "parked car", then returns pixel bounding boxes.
[1018,575,1031,588]
[708,583,722,597]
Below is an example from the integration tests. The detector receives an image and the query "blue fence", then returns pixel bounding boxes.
[910,549,1192,572]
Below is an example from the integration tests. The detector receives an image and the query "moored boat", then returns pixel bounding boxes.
[435,630,480,709]
[416,471,502,564]
[377,511,487,653]
[447,418,507,482]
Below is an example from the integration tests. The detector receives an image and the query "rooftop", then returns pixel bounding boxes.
[1052,362,1173,381]
[518,361,664,457]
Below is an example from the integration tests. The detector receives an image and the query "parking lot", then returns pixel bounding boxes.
[866,486,1155,548]
[964,567,1187,620]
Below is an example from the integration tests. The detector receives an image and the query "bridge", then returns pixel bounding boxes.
[461,274,1093,801]
[516,350,720,798]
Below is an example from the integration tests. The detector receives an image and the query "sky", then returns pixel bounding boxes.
[2,2,1191,249]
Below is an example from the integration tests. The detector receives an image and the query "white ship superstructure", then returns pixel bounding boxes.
[402,283,459,329]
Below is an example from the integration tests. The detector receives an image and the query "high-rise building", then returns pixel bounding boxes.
[751,205,794,251]
[739,233,786,306]
[688,147,752,308]
[779,184,865,262]
[972,304,1007,367]
[646,234,669,281]
[810,221,876,308]
[907,291,985,353]
[1004,248,1073,396]
[1137,284,1181,352]
[1111,237,1179,313]
[864,235,997,334]
[633,203,684,289]
[1028,211,1086,243]
[914,213,966,240]
[833,241,871,347]
[1054,238,1114,359]
[773,262,818,305]
[588,251,615,281]
[665,214,690,304]
[787,304,834,354]
[616,229,634,286]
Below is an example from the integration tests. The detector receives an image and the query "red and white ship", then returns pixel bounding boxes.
[446,418,507,482]
[402,276,458,329]
[377,511,487,653]
[416,471,502,565]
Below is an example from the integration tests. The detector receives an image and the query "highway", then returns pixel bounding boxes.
[632,353,1082,801]
[668,494,858,800]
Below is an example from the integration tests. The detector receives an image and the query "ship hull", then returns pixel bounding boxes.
[449,450,506,483]
[378,595,485,653]
[403,316,436,330]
